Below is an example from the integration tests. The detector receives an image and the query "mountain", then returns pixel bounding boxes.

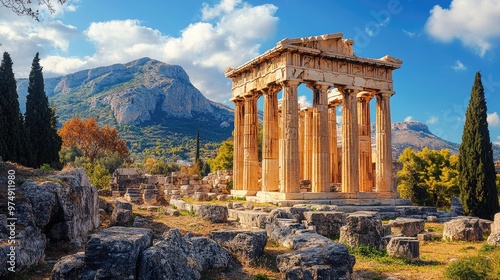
[387,121,500,161]
[16,57,234,160]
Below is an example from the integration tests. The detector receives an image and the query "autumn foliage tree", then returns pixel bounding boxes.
[58,117,130,163]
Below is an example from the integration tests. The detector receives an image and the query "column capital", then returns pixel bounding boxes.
[306,82,331,91]
[356,90,375,101]
[279,79,301,88]
[230,96,244,103]
[376,90,395,98]
[266,83,282,94]
[328,100,342,108]
[335,86,362,96]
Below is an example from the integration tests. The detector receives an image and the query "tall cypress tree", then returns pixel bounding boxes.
[0,52,28,164]
[25,52,61,168]
[458,72,499,219]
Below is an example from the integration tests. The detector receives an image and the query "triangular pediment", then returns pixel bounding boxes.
[278,33,354,55]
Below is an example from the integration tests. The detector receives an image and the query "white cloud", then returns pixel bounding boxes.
[0,0,279,104]
[426,116,439,124]
[404,116,414,122]
[488,112,500,127]
[298,95,311,109]
[425,0,500,56]
[402,29,417,38]
[452,60,467,72]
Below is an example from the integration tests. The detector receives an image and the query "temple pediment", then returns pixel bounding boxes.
[278,33,354,56]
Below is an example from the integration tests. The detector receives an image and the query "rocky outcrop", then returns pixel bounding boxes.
[339,212,382,248]
[51,228,230,280]
[209,229,267,264]
[443,217,483,241]
[0,168,99,277]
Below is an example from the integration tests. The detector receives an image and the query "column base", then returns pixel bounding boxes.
[231,190,258,198]
[253,191,399,200]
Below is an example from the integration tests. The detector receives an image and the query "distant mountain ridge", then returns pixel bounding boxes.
[16,58,234,160]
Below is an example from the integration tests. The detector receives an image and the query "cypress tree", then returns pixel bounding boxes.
[458,72,499,219]
[25,52,62,168]
[0,52,27,164]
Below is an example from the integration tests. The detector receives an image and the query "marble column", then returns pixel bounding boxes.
[303,108,313,181]
[262,85,280,192]
[328,101,341,185]
[299,110,305,180]
[243,93,260,193]
[232,98,244,191]
[357,93,374,192]
[376,91,394,193]
[308,83,330,193]
[279,80,300,193]
[339,87,360,193]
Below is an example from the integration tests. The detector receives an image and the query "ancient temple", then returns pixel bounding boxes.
[225,33,403,201]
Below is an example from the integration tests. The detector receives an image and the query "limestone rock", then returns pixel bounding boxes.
[51,252,86,280]
[303,211,345,236]
[193,191,208,201]
[276,243,355,280]
[197,205,228,223]
[450,197,464,216]
[388,217,425,237]
[386,237,420,261]
[339,212,382,248]
[110,200,133,226]
[138,229,230,280]
[487,212,500,246]
[209,229,267,264]
[269,207,309,221]
[443,217,483,241]
[84,227,153,279]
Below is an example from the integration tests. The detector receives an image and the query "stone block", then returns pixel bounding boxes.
[388,217,425,237]
[417,232,443,241]
[303,211,345,236]
[193,192,208,201]
[339,212,382,248]
[443,217,483,241]
[197,205,228,223]
[209,229,267,264]
[386,237,419,261]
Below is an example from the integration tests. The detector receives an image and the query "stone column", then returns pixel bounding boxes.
[338,87,360,193]
[299,110,305,180]
[308,83,330,193]
[303,108,313,181]
[357,93,374,192]
[232,98,244,191]
[262,85,280,192]
[376,91,394,193]
[243,93,260,194]
[328,101,341,185]
[279,80,300,193]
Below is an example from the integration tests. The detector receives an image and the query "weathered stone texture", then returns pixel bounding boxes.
[339,212,382,248]
[443,217,483,241]
[386,237,420,261]
[388,217,425,237]
[303,211,345,236]
[209,229,267,264]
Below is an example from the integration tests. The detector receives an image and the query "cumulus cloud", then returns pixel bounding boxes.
[452,60,466,72]
[298,95,312,109]
[495,136,500,145]
[426,116,439,124]
[1,0,279,104]
[488,112,500,127]
[404,116,414,122]
[425,0,500,56]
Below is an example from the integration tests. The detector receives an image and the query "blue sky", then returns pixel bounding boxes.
[1,0,500,145]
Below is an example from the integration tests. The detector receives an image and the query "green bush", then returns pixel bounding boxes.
[445,256,491,280]
[253,274,270,280]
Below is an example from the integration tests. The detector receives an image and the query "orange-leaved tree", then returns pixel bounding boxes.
[58,117,129,164]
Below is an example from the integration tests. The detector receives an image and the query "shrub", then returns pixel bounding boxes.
[445,256,491,280]
[253,274,270,280]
